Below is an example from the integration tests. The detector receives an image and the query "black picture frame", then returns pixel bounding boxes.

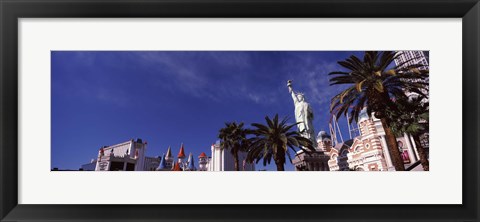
[1,0,479,221]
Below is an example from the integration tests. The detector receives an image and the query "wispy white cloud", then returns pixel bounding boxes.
[53,51,133,107]
[282,57,347,131]
[241,88,279,105]
[207,52,251,68]
[134,52,265,103]
[95,88,130,107]
[247,93,260,103]
[287,60,339,107]
[59,51,344,112]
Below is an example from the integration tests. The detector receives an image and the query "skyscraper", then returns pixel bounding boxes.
[394,51,429,70]
[394,51,430,100]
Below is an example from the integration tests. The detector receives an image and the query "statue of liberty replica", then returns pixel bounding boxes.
[288,80,330,171]
[287,80,317,148]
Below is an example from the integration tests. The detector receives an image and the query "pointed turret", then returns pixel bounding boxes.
[173,162,182,171]
[165,146,172,158]
[164,146,174,169]
[156,154,167,171]
[177,143,186,159]
[187,152,193,162]
[198,152,208,171]
[186,152,196,171]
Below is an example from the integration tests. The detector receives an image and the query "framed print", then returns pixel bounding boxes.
[1,0,479,221]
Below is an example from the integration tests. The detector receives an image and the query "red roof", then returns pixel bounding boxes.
[177,144,186,158]
[198,152,207,158]
[173,162,182,171]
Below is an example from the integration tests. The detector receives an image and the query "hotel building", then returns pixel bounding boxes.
[328,109,426,171]
[94,138,150,171]
[81,139,255,171]
[292,131,331,171]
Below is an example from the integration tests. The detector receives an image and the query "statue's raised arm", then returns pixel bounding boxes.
[287,80,298,103]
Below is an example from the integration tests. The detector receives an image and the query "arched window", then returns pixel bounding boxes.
[354,146,362,152]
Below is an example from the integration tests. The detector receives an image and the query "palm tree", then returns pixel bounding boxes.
[329,51,428,171]
[246,114,315,171]
[386,95,429,171]
[218,122,249,171]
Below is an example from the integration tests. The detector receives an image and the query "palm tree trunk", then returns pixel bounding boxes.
[412,134,429,171]
[233,149,240,171]
[380,118,405,171]
[274,149,286,171]
[275,161,285,171]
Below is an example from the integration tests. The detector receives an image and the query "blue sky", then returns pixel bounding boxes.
[51,51,364,171]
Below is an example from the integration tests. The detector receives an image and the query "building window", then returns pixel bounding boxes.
[355,146,361,152]
[109,162,124,171]
[363,125,369,135]
[126,163,135,171]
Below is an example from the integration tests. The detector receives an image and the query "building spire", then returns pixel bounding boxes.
[165,146,172,158]
[177,143,186,159]
[156,154,167,171]
[173,162,182,171]
[186,152,196,171]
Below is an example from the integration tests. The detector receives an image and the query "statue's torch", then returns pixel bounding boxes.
[287,80,293,93]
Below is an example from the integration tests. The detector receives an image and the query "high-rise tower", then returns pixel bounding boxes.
[394,51,429,70]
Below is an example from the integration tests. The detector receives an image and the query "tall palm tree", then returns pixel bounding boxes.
[386,95,429,171]
[218,122,249,171]
[247,114,315,171]
[329,51,428,171]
